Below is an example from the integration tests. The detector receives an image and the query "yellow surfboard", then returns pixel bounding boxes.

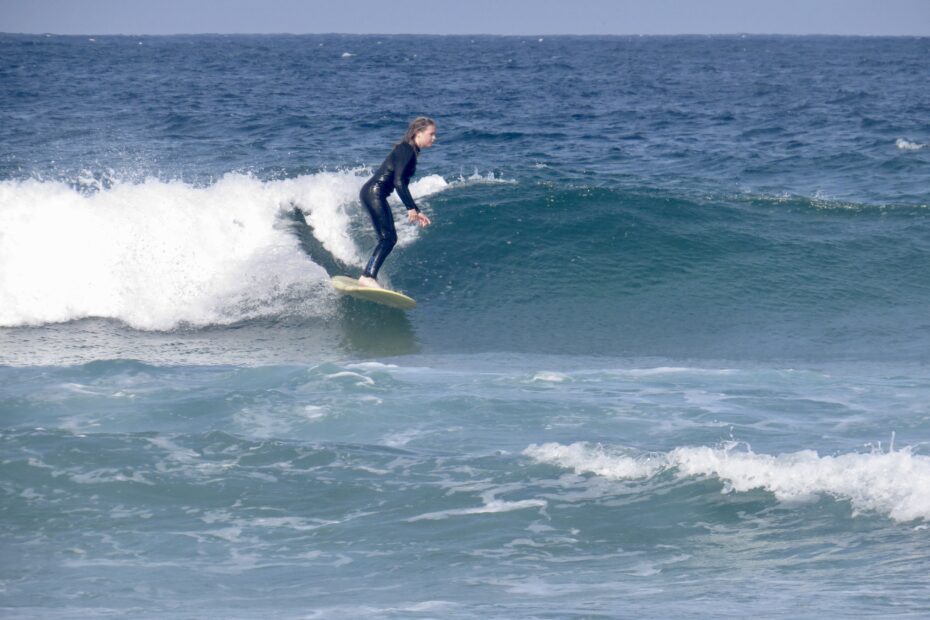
[331,276,417,310]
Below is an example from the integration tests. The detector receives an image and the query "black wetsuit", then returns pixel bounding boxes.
[360,141,421,279]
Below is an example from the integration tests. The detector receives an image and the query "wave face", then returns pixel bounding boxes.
[405,183,930,360]
[4,175,928,360]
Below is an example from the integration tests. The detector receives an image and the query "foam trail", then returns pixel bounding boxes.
[408,488,547,521]
[525,442,930,522]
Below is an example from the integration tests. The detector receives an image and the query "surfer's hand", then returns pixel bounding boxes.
[409,211,431,227]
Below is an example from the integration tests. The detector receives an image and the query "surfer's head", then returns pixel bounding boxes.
[403,117,436,150]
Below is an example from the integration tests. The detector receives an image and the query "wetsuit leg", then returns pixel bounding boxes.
[360,183,397,279]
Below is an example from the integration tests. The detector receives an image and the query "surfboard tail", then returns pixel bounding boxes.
[331,276,417,310]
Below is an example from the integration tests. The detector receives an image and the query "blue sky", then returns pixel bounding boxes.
[2,0,928,36]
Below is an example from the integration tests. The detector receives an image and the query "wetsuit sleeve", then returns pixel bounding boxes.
[392,143,420,212]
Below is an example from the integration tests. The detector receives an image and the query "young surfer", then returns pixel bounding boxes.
[357,117,435,289]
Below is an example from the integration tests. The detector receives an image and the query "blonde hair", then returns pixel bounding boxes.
[402,116,436,147]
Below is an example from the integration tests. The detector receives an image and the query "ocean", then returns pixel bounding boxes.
[1,33,929,618]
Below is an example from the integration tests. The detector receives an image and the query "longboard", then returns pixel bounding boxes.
[331,276,416,310]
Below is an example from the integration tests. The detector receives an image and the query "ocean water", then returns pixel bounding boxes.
[1,34,929,618]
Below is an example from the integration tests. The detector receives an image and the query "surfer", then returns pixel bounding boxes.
[357,117,436,289]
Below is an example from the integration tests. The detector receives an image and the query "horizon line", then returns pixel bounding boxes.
[3,31,928,38]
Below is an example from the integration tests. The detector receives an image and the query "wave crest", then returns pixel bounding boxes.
[0,170,450,330]
[525,441,930,523]
[896,138,926,151]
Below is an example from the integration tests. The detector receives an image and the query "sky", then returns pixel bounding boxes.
[1,0,928,36]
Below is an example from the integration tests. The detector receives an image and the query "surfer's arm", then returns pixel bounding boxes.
[392,144,420,213]
[398,161,430,226]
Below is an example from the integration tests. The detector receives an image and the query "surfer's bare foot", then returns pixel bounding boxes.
[357,275,382,289]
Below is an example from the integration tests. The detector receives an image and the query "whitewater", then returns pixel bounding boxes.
[0,172,454,330]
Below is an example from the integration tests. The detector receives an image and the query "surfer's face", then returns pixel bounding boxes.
[415,125,436,149]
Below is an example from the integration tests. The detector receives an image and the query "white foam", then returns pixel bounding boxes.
[408,498,547,521]
[69,468,154,485]
[623,366,737,377]
[408,487,547,522]
[454,169,517,185]
[381,428,429,448]
[408,173,451,196]
[524,441,930,522]
[302,601,459,619]
[300,405,329,421]
[530,371,570,383]
[324,371,375,386]
[671,445,930,522]
[896,138,926,151]
[0,170,451,330]
[525,442,663,480]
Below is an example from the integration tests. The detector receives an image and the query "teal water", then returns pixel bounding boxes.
[1,34,929,618]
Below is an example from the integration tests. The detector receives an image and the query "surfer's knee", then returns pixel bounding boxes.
[382,229,397,250]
